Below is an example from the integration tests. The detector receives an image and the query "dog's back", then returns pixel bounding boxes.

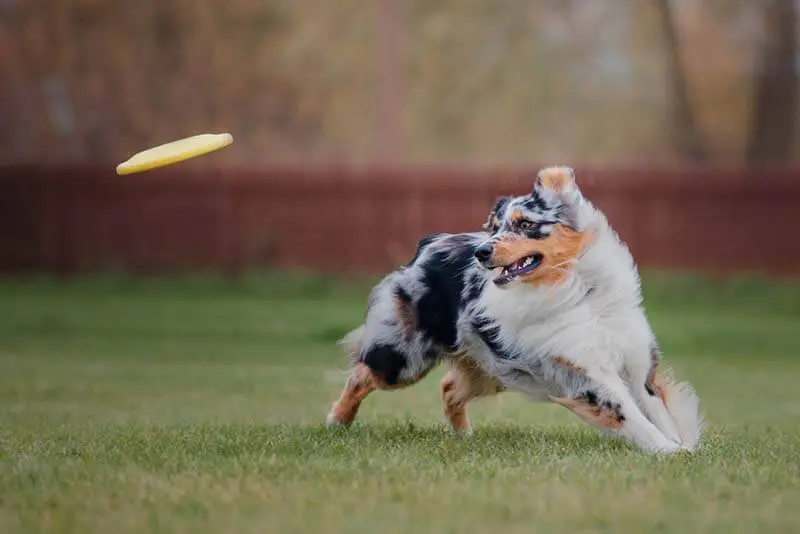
[341,232,490,387]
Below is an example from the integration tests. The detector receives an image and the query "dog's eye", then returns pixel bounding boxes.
[518,220,533,230]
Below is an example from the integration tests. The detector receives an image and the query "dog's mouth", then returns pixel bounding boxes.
[493,253,543,286]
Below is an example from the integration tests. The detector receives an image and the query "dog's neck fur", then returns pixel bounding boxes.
[481,195,642,324]
[573,198,644,311]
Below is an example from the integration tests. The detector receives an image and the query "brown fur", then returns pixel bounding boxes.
[394,294,416,340]
[440,357,504,434]
[490,224,595,287]
[645,345,670,404]
[483,213,503,232]
[552,355,586,373]
[328,363,378,427]
[329,361,437,427]
[550,395,625,430]
[536,166,575,192]
[651,374,670,404]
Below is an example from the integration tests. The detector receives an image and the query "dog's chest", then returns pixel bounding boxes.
[477,288,652,368]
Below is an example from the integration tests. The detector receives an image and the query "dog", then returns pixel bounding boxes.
[327,166,703,454]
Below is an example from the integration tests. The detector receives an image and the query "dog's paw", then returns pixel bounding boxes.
[652,440,685,455]
[447,424,474,438]
[325,413,350,429]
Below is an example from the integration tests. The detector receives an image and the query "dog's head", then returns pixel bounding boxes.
[476,166,594,287]
[482,166,582,236]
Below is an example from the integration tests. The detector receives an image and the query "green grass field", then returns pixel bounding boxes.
[1,273,799,534]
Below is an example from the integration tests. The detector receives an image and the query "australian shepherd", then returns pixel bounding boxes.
[327,166,703,454]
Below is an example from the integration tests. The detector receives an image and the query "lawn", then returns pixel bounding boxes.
[1,273,799,534]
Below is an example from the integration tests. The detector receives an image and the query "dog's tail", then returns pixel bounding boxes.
[656,369,705,450]
[338,325,365,365]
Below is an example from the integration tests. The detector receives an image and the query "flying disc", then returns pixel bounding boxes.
[116,133,233,175]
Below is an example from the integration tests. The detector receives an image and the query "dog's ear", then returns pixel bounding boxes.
[534,166,577,195]
[483,196,511,231]
[534,166,590,230]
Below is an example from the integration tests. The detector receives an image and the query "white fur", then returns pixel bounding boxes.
[460,168,704,454]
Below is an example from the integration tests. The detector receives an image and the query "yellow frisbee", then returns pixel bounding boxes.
[116,132,233,175]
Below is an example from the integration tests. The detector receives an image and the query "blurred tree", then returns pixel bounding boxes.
[3,0,796,167]
[653,0,709,164]
[745,0,798,165]
[673,0,759,165]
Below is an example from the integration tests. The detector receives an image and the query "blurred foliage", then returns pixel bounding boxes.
[0,0,795,166]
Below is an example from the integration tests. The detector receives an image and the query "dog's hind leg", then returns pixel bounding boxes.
[327,326,374,428]
[550,369,683,455]
[440,357,504,436]
[327,363,378,428]
[326,359,439,428]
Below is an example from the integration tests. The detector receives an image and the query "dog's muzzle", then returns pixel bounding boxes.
[474,242,494,266]
[474,240,544,287]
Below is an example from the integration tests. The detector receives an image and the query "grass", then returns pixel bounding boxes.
[1,272,799,533]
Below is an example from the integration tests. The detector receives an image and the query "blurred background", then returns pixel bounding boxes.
[2,0,800,167]
[2,4,800,532]
[2,0,800,278]
[1,0,800,276]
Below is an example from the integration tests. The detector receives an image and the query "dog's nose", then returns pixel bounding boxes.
[474,242,494,263]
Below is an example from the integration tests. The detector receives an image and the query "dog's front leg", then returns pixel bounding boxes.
[440,357,505,436]
[549,362,684,454]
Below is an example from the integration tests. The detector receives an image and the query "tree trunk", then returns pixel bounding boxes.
[745,0,798,166]
[654,0,709,164]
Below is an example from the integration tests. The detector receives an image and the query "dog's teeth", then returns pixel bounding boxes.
[523,257,532,267]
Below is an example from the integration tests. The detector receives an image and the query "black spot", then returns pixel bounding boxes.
[414,240,477,349]
[607,401,626,422]
[407,234,444,266]
[583,391,626,423]
[465,272,486,303]
[492,196,511,216]
[525,224,553,240]
[362,344,408,386]
[645,343,662,396]
[471,315,518,360]
[484,196,511,231]
[523,192,548,212]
